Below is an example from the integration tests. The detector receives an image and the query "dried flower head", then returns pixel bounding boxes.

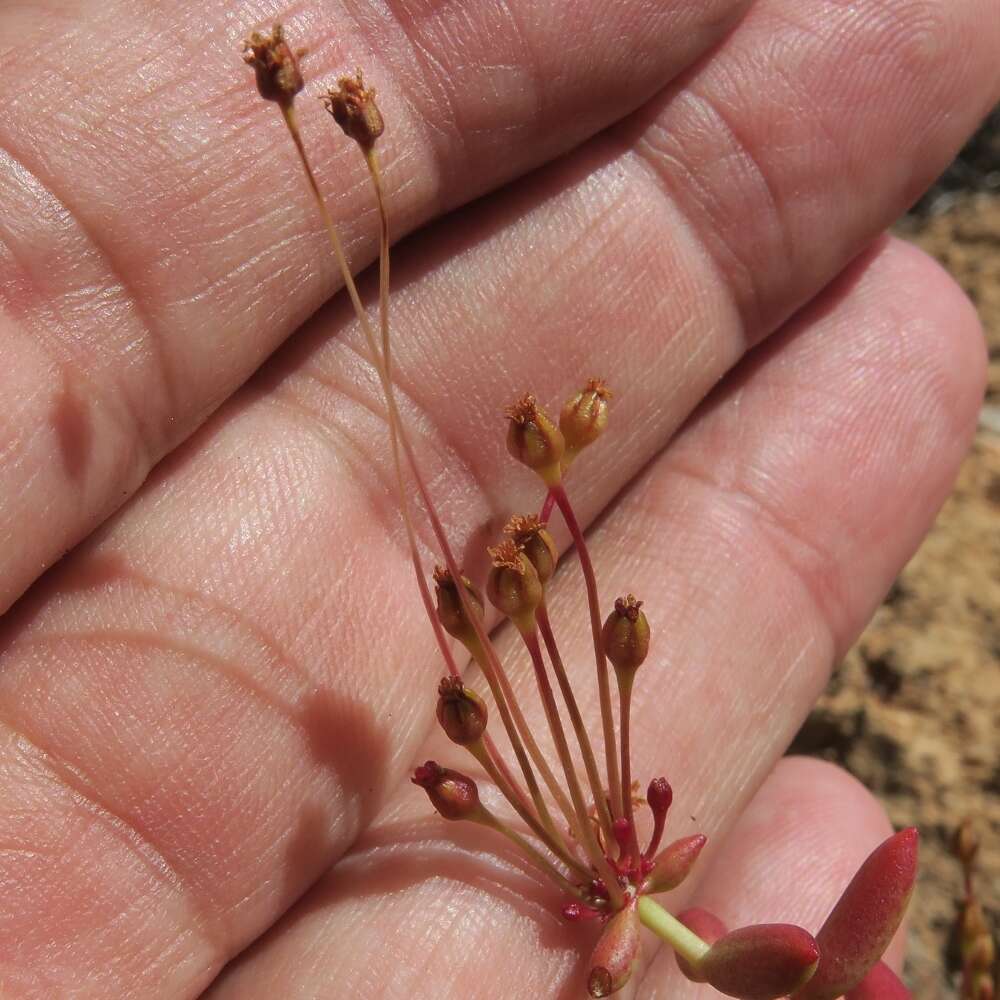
[561,377,613,465]
[602,594,650,675]
[486,538,542,625]
[505,514,558,584]
[505,393,565,486]
[241,24,304,107]
[321,70,385,150]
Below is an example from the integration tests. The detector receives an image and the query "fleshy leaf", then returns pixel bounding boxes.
[700,923,819,1000]
[643,834,707,894]
[588,902,641,997]
[793,828,919,1000]
[844,960,912,998]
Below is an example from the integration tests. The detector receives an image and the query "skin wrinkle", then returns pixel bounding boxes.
[0,712,223,962]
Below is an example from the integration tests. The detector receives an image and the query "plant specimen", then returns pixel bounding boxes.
[243,24,920,998]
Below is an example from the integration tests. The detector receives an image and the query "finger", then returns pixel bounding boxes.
[202,235,980,998]
[0,0,995,985]
[0,0,749,612]
[638,757,905,998]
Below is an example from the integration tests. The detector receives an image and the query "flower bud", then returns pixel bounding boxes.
[436,677,488,746]
[411,761,484,821]
[433,566,484,645]
[644,835,707,895]
[701,923,820,1000]
[793,828,918,1000]
[676,908,727,983]
[505,394,564,486]
[602,595,650,675]
[560,378,612,464]
[505,514,558,585]
[321,70,385,150]
[241,24,305,107]
[587,902,641,997]
[486,540,542,627]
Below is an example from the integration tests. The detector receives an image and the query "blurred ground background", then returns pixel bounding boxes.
[790,107,1000,997]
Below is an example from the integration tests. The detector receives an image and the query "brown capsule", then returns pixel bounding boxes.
[411,760,483,821]
[436,677,488,745]
[321,70,385,151]
[486,540,542,626]
[602,595,650,675]
[433,566,484,644]
[952,817,979,868]
[504,514,558,585]
[241,24,305,107]
[560,378,612,463]
[505,394,565,487]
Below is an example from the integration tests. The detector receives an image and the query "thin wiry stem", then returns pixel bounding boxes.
[551,482,623,820]
[536,604,615,849]
[617,671,640,857]
[478,811,587,901]
[466,634,578,853]
[521,627,624,906]
[468,739,589,880]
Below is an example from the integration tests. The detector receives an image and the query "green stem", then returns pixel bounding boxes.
[637,896,710,967]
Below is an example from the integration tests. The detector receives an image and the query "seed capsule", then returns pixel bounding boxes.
[321,70,385,150]
[242,24,305,107]
[411,761,483,821]
[486,539,542,627]
[505,394,565,487]
[602,595,650,675]
[433,566,484,646]
[504,514,558,585]
[560,378,612,465]
[436,677,488,745]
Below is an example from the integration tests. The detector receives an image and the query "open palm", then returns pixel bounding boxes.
[1,1,998,996]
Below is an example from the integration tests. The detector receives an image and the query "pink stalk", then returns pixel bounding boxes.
[675,908,728,983]
[550,482,622,819]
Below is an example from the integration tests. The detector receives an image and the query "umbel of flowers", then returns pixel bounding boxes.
[243,25,919,998]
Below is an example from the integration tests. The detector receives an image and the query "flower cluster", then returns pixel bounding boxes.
[242,24,920,997]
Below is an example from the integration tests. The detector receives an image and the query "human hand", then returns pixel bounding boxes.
[1,1,998,996]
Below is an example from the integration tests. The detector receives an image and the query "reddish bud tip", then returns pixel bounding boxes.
[602,595,650,675]
[643,834,707,895]
[560,378,612,464]
[612,818,633,856]
[676,908,728,983]
[486,540,542,624]
[505,394,565,486]
[644,776,673,857]
[436,677,488,746]
[241,24,304,106]
[504,514,558,585]
[411,760,483,822]
[701,923,820,1000]
[321,69,385,150]
[844,961,912,999]
[793,828,919,1000]
[587,903,641,997]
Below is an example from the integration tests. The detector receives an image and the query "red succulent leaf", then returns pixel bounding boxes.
[844,960,912,998]
[587,902,641,997]
[700,923,819,1000]
[793,828,919,1000]
[642,834,707,894]
[675,908,728,983]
